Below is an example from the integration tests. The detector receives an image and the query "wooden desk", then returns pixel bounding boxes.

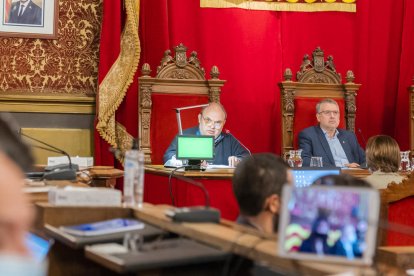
[144,165,239,220]
[133,204,384,275]
[144,165,371,221]
[33,203,404,276]
[88,166,123,188]
[35,203,228,276]
[377,246,414,271]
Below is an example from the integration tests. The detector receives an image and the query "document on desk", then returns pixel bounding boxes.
[60,218,145,236]
[207,165,234,169]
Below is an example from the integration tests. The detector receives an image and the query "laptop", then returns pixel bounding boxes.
[278,185,379,265]
[292,167,341,188]
[26,233,54,262]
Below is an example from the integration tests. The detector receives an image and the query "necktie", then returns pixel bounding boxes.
[18,5,25,16]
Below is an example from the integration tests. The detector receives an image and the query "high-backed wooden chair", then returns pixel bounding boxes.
[279,47,361,156]
[138,44,225,164]
[379,174,414,246]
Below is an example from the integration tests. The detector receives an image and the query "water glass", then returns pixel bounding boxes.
[400,151,410,172]
[310,156,323,167]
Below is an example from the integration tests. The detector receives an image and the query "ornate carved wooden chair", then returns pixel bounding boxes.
[138,44,225,164]
[379,174,414,246]
[279,47,361,156]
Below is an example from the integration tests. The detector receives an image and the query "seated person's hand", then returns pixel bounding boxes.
[344,162,360,168]
[228,156,241,167]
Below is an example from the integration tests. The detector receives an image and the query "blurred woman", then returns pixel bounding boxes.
[365,135,406,189]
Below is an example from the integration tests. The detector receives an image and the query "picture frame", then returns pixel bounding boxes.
[0,0,58,39]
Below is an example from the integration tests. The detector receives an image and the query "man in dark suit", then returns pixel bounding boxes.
[298,99,365,168]
[8,0,42,26]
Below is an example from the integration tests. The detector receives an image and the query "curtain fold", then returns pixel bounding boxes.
[95,0,140,166]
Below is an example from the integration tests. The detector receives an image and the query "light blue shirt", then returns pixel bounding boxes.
[323,129,349,167]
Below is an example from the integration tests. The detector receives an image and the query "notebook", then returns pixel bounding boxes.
[59,218,145,237]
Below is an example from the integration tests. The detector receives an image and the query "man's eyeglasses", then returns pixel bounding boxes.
[318,110,340,116]
[202,116,223,128]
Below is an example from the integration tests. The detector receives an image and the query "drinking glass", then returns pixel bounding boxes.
[310,156,323,167]
[294,149,303,168]
[400,151,410,172]
[287,150,296,167]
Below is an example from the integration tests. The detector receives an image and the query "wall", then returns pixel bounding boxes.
[0,0,102,164]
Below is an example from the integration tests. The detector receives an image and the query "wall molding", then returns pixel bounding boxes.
[0,95,96,114]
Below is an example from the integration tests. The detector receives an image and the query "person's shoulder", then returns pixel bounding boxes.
[29,1,42,10]
[299,126,319,135]
[337,128,356,137]
[182,126,199,134]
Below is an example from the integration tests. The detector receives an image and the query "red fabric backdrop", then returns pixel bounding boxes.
[96,0,414,164]
[133,0,414,160]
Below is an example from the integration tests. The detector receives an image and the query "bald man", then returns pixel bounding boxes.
[164,102,250,167]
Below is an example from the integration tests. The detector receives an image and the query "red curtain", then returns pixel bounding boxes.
[95,0,414,165]
[95,1,139,170]
[134,0,414,157]
[94,1,122,166]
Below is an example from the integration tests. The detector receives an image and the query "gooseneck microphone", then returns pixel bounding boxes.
[166,169,220,223]
[224,129,252,156]
[20,132,78,181]
[357,128,367,148]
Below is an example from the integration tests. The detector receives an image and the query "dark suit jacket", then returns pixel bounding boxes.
[298,126,365,167]
[8,1,42,25]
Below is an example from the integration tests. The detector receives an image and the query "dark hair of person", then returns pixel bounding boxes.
[365,135,400,173]
[232,153,289,216]
[0,113,34,171]
[312,174,372,188]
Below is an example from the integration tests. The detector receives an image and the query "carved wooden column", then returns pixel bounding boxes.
[139,63,153,164]
[279,68,295,155]
[208,66,225,103]
[343,70,360,132]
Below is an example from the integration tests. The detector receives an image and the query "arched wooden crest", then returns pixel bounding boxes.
[138,43,226,164]
[279,47,361,156]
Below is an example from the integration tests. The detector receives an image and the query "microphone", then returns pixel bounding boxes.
[174,104,209,135]
[166,169,220,223]
[358,128,367,148]
[20,132,78,181]
[224,129,252,156]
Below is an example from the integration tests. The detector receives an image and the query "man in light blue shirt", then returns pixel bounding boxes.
[298,99,365,168]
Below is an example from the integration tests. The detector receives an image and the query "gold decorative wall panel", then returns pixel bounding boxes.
[0,0,102,96]
[21,128,93,165]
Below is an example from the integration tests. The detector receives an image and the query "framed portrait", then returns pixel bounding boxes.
[0,0,58,39]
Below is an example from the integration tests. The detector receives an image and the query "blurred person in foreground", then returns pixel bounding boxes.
[232,153,292,234]
[365,135,406,189]
[0,113,46,275]
[230,153,292,276]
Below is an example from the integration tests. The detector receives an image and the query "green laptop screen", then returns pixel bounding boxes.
[176,135,214,160]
